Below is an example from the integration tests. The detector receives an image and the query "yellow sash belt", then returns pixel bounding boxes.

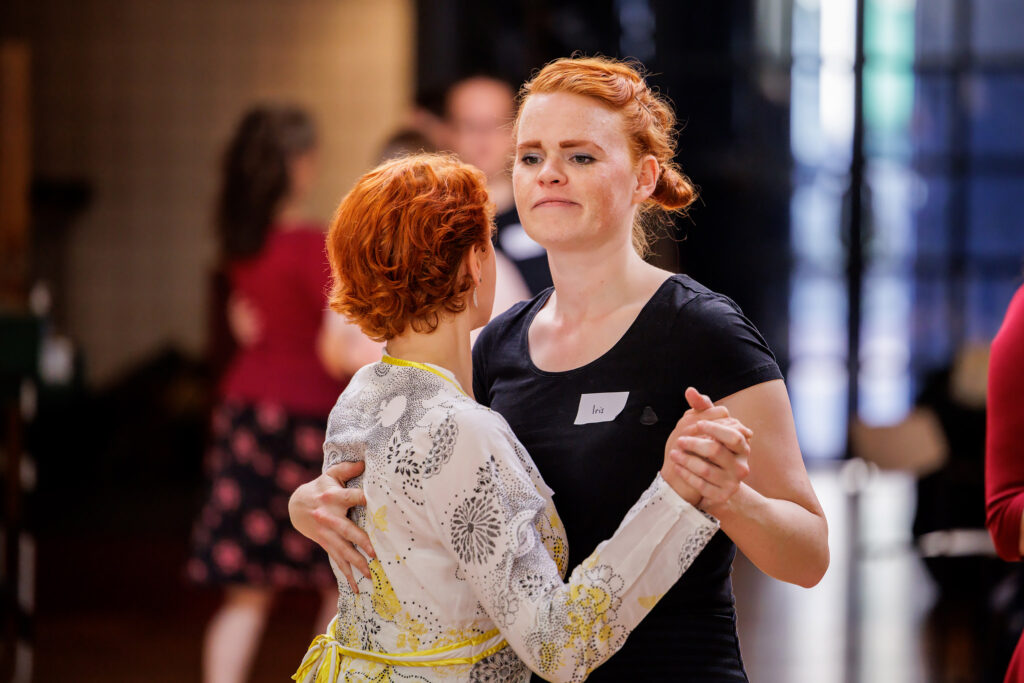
[292,617,509,682]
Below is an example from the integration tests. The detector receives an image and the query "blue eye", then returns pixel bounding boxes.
[520,153,542,165]
[570,154,595,165]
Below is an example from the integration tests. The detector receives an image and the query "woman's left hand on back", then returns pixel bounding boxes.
[289,461,376,592]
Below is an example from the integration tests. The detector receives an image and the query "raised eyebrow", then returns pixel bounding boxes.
[516,140,542,152]
[559,139,604,152]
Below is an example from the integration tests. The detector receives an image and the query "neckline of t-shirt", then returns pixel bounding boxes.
[520,274,679,378]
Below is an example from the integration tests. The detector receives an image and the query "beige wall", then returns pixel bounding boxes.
[22,0,413,384]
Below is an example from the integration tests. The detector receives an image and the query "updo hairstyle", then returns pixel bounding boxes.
[516,56,697,256]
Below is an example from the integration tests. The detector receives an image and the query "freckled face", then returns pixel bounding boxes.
[513,92,641,252]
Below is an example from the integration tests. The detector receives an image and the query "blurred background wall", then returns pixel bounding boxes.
[3,0,412,385]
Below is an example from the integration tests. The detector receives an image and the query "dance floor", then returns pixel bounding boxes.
[734,466,935,683]
[30,464,952,682]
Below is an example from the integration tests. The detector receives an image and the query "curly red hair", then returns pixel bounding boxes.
[326,153,494,342]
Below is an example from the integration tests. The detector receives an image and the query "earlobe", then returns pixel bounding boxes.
[466,245,484,283]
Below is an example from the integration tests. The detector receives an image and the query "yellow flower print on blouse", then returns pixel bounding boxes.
[370,560,401,621]
[372,505,389,533]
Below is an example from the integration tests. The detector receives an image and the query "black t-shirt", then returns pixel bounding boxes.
[493,205,553,296]
[472,274,782,681]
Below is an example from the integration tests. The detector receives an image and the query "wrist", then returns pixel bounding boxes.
[659,466,702,507]
[703,481,757,522]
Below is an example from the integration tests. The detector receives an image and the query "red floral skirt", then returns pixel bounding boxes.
[187,401,335,589]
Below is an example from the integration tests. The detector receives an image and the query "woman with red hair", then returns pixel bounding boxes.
[290,153,746,682]
[294,56,829,681]
[188,105,378,683]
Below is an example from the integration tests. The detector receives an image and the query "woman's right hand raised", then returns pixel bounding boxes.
[288,461,376,592]
[661,387,752,511]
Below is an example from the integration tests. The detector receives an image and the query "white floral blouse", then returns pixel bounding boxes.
[293,356,719,683]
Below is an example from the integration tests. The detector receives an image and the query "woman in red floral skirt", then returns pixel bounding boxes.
[187,105,377,683]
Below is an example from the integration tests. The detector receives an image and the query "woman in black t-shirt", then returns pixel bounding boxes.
[291,56,829,682]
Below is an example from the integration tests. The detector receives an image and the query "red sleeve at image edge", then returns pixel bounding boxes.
[985,286,1024,562]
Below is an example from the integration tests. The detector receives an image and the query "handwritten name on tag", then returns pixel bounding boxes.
[574,392,629,425]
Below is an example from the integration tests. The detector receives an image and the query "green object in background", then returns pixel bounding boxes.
[0,314,42,400]
[864,0,916,157]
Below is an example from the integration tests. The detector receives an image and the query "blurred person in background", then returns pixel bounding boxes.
[375,127,437,164]
[375,122,530,330]
[291,56,829,681]
[186,105,377,683]
[853,344,1012,681]
[985,283,1024,683]
[446,75,546,298]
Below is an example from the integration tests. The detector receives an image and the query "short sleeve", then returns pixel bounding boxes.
[985,286,1024,561]
[677,293,783,403]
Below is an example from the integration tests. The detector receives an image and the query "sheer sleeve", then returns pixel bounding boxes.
[422,408,719,682]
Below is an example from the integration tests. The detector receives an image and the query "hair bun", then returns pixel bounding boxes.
[652,167,696,211]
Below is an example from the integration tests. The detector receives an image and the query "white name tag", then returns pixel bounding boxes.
[574,392,629,425]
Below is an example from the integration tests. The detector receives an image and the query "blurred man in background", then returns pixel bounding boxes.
[445,76,549,296]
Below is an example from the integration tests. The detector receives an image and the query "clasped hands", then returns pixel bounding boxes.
[660,387,753,513]
[289,386,752,592]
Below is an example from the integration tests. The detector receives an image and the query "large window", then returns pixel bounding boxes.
[786,0,1024,459]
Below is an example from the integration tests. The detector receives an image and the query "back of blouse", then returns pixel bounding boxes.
[307,359,718,683]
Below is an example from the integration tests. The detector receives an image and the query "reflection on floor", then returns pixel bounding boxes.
[735,463,935,683]
[28,462,1011,682]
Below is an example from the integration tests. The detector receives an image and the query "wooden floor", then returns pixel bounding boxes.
[734,466,934,683]
[23,464,1008,682]
[30,490,323,683]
